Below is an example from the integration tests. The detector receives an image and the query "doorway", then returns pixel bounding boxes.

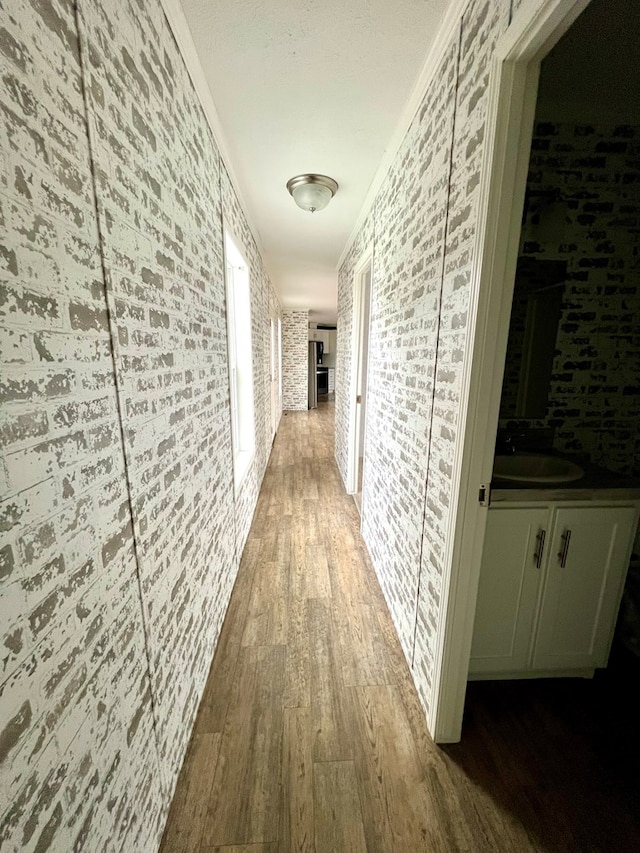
[431,0,596,743]
[269,317,278,441]
[347,250,373,512]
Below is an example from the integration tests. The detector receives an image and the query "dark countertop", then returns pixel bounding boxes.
[490,455,640,503]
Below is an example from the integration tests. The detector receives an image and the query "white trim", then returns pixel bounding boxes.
[233,448,255,497]
[429,0,592,743]
[223,225,257,497]
[337,0,468,271]
[159,0,263,254]
[346,244,374,495]
[222,217,251,275]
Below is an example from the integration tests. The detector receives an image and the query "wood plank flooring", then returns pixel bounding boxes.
[160,401,640,852]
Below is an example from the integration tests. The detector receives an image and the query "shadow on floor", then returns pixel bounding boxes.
[442,643,640,852]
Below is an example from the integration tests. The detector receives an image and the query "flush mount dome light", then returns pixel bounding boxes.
[286,174,338,213]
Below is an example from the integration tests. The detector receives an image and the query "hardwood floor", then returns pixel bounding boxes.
[160,401,640,852]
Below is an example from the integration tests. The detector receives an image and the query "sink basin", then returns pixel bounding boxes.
[493,454,584,484]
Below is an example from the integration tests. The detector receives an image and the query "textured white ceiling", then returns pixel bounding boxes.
[178,0,451,323]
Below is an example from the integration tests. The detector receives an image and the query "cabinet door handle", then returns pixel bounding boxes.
[558,529,572,568]
[534,529,546,568]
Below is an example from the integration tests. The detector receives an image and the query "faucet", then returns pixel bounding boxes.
[498,431,526,455]
[502,434,517,455]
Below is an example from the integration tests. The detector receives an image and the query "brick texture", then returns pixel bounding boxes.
[500,121,640,478]
[0,1,163,850]
[511,0,528,19]
[336,0,519,722]
[78,0,241,802]
[363,40,459,665]
[282,310,309,410]
[1,0,280,849]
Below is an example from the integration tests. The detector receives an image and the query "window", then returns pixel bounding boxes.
[225,230,255,491]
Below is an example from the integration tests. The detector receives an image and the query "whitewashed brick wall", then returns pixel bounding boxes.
[0,0,280,849]
[282,310,309,410]
[500,121,640,478]
[336,0,530,722]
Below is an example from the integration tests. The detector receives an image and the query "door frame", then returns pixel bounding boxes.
[431,0,592,742]
[346,244,374,496]
[269,316,278,441]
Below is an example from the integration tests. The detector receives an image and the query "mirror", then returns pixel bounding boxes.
[500,258,567,419]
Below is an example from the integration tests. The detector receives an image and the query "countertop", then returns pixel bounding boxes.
[490,455,640,503]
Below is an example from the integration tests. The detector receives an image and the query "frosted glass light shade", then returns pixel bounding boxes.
[286,174,338,213]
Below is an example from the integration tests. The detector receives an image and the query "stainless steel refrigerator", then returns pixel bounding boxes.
[308,341,322,409]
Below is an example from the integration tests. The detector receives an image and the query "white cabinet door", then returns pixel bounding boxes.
[469,506,549,675]
[328,330,337,354]
[532,505,638,671]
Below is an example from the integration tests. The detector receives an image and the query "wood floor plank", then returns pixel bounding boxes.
[192,541,258,735]
[324,524,371,607]
[159,402,640,853]
[282,707,314,853]
[313,761,367,853]
[241,559,288,647]
[159,733,221,853]
[350,684,479,852]
[200,645,285,848]
[283,593,311,709]
[201,846,277,853]
[307,597,354,763]
[289,543,331,601]
[334,599,396,687]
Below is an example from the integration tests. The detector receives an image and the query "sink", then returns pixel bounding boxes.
[493,453,584,484]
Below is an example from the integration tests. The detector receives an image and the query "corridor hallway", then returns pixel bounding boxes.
[160,402,640,853]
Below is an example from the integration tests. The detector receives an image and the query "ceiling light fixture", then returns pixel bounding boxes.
[286,174,338,213]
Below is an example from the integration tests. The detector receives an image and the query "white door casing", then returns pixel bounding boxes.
[430,0,592,743]
[346,244,374,496]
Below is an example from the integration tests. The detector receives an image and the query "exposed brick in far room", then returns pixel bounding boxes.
[501,122,640,479]
[282,310,309,411]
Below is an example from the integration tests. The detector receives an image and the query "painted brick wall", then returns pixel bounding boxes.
[1,0,280,849]
[282,310,309,410]
[337,0,522,722]
[78,0,241,804]
[499,121,640,477]
[511,0,528,18]
[362,40,459,665]
[413,0,510,715]
[0,1,163,850]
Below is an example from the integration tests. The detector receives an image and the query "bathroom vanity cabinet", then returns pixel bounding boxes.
[469,500,640,679]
